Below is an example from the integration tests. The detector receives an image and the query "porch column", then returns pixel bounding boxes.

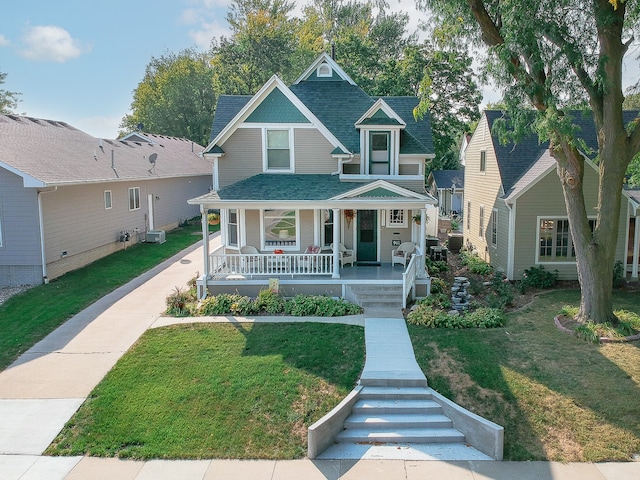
[419,208,427,278]
[201,205,210,278]
[332,208,341,278]
[634,216,639,279]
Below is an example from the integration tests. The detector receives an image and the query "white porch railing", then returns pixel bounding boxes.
[402,253,423,308]
[208,251,335,278]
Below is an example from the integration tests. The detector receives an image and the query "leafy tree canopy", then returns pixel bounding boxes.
[0,70,20,115]
[120,49,216,146]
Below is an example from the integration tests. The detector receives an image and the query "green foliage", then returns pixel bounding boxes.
[0,70,20,114]
[559,305,579,318]
[460,251,494,275]
[429,277,448,294]
[425,257,449,275]
[613,260,625,288]
[255,288,286,314]
[418,292,451,310]
[520,265,558,292]
[485,272,514,309]
[119,49,216,146]
[284,295,362,317]
[408,304,504,329]
[165,287,197,316]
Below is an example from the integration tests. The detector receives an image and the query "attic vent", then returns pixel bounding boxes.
[104,139,116,146]
[7,115,21,122]
[27,117,41,125]
[134,142,142,146]
[317,63,332,78]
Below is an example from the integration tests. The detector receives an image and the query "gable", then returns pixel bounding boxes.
[355,187,403,198]
[245,89,311,124]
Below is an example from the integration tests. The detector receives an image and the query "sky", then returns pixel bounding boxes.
[1,1,639,140]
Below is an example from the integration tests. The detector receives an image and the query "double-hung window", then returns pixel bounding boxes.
[265,129,292,171]
[227,209,238,247]
[322,209,334,249]
[104,190,112,210]
[490,209,498,247]
[128,187,140,211]
[479,206,485,238]
[480,151,486,173]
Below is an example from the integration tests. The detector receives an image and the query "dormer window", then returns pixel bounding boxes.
[317,63,332,78]
[370,132,390,174]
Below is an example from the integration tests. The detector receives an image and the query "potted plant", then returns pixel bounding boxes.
[344,209,355,228]
[412,213,422,225]
[208,212,220,225]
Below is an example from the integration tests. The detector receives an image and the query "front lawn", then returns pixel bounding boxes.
[46,322,365,459]
[410,289,640,462]
[0,221,216,371]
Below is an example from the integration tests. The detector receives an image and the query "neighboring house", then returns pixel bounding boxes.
[0,115,212,287]
[427,168,464,218]
[463,109,640,281]
[188,53,437,304]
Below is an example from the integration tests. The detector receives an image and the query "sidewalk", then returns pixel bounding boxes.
[1,234,639,479]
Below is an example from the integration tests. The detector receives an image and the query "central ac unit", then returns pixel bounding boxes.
[146,230,166,244]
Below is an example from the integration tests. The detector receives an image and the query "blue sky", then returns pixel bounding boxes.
[1,2,638,140]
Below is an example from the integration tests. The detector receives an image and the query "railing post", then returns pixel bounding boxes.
[201,206,210,279]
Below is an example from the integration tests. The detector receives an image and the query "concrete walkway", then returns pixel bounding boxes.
[1,234,639,479]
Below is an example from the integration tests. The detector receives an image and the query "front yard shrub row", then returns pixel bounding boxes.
[165,288,362,317]
[407,303,505,329]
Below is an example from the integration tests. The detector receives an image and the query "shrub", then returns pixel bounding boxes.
[165,287,196,316]
[559,305,579,318]
[254,289,285,314]
[464,308,506,328]
[485,272,514,309]
[520,265,558,292]
[430,277,448,294]
[407,304,451,327]
[613,260,625,288]
[407,304,505,329]
[460,251,493,275]
[198,293,237,316]
[418,293,451,310]
[284,295,362,317]
[230,294,257,316]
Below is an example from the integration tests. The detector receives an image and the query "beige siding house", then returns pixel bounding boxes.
[464,110,640,281]
[189,53,438,304]
[0,116,212,286]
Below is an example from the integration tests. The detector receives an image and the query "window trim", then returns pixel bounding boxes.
[490,208,498,247]
[104,190,112,210]
[128,187,140,211]
[466,201,471,231]
[321,209,334,249]
[261,209,300,251]
[317,63,332,77]
[480,150,486,173]
[386,209,407,228]
[263,128,294,173]
[0,206,3,247]
[536,216,596,264]
[369,131,391,175]
[227,209,239,248]
[479,205,485,238]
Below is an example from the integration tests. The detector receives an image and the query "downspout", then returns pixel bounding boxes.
[331,155,352,176]
[37,186,58,283]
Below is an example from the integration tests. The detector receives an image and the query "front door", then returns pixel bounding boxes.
[357,210,378,264]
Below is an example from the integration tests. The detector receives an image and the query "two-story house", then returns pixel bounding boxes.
[463,110,640,281]
[189,53,438,304]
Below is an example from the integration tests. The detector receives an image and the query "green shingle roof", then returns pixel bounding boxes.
[216,174,366,201]
[245,88,310,124]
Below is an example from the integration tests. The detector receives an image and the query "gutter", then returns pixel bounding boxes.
[37,186,58,283]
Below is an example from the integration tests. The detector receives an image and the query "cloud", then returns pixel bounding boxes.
[20,25,90,63]
[0,34,9,47]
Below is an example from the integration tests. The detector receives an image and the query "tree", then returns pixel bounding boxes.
[210,0,306,94]
[421,0,640,324]
[120,49,216,146]
[0,70,20,114]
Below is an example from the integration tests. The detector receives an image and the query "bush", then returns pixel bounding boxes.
[425,257,449,275]
[407,304,505,329]
[460,251,493,275]
[613,260,625,288]
[284,295,362,317]
[165,287,196,316]
[520,265,558,292]
[485,272,514,309]
[254,289,285,314]
[198,293,238,316]
[429,277,448,294]
[417,293,451,310]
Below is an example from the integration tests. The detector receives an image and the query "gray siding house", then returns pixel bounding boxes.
[0,115,212,287]
[464,110,640,281]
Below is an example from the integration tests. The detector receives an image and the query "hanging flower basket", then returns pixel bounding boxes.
[344,209,355,229]
[208,213,220,225]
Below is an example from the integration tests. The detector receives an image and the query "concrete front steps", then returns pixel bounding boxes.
[336,386,465,446]
[348,284,404,310]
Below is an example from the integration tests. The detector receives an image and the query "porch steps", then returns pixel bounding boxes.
[335,385,466,446]
[348,284,404,311]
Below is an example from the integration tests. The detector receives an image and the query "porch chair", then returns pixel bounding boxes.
[330,243,355,267]
[240,245,262,273]
[300,245,321,271]
[391,242,415,267]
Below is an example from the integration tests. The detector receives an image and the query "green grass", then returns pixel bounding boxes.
[46,322,365,459]
[0,221,217,370]
[409,289,640,462]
